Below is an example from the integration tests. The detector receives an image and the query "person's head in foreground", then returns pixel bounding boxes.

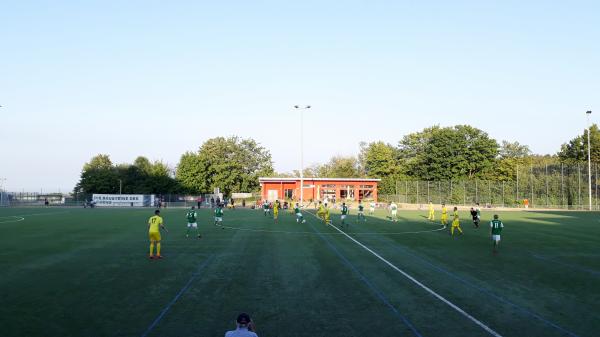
[155,209,160,215]
[225,312,258,337]
[494,214,499,220]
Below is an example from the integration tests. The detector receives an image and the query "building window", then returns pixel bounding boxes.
[320,189,336,200]
[360,185,374,190]
[359,190,373,200]
[340,185,355,200]
[284,189,294,200]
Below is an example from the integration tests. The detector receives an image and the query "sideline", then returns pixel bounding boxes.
[306,211,503,337]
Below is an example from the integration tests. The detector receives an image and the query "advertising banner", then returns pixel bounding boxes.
[92,194,154,207]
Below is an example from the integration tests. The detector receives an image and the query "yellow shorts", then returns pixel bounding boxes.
[149,231,161,242]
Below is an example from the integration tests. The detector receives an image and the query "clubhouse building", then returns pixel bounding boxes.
[259,177,381,202]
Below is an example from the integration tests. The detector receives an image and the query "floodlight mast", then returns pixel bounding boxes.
[586,110,592,210]
[294,105,311,205]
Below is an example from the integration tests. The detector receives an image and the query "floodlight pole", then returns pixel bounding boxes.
[119,179,122,195]
[294,105,311,205]
[586,110,592,210]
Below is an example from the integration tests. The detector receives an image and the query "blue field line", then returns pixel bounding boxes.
[306,221,423,337]
[532,254,600,277]
[140,255,215,337]
[364,234,580,337]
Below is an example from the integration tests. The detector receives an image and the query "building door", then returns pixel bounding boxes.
[268,190,279,201]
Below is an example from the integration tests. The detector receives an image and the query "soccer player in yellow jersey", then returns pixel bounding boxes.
[273,200,280,223]
[428,201,435,221]
[324,203,331,225]
[451,206,463,237]
[440,203,448,227]
[148,209,168,259]
[317,201,326,221]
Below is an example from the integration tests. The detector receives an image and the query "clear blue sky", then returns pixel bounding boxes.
[1,0,598,192]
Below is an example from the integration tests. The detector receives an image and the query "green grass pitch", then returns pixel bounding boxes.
[1,206,598,337]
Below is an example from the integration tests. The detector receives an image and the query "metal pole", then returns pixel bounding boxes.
[0,178,5,206]
[294,105,311,205]
[502,181,505,207]
[119,179,122,195]
[587,110,593,210]
[545,164,548,207]
[416,181,419,205]
[427,181,430,203]
[578,163,581,209]
[475,180,478,203]
[530,164,534,208]
[489,181,492,206]
[516,164,519,204]
[561,163,564,208]
[463,180,466,205]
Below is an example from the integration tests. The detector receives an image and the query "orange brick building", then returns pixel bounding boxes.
[259,177,380,202]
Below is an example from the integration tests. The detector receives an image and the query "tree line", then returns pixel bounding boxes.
[75,136,273,197]
[75,125,600,197]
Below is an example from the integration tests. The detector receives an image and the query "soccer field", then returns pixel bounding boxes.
[1,207,598,337]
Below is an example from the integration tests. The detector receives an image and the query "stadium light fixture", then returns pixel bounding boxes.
[587,110,592,210]
[294,105,311,205]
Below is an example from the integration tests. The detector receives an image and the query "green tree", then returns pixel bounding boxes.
[359,141,404,194]
[493,141,531,181]
[558,124,600,164]
[75,154,119,195]
[399,125,499,180]
[176,136,274,195]
[321,156,362,178]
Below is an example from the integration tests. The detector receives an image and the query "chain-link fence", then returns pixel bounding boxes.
[380,163,600,210]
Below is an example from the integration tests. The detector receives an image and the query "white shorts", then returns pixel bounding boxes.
[391,210,397,216]
[264,209,269,213]
[296,213,302,217]
[341,215,346,220]
[369,207,375,212]
[358,211,364,215]
[492,235,501,242]
[215,217,223,222]
[187,223,197,228]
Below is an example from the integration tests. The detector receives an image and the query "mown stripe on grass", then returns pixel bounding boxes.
[306,221,423,337]
[306,211,503,337]
[140,255,215,337]
[361,231,581,337]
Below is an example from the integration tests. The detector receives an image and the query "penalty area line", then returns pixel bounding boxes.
[140,255,215,337]
[306,211,503,337]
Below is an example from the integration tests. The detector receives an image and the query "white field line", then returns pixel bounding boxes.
[306,211,503,337]
[0,216,25,224]
[216,222,445,236]
[0,210,70,224]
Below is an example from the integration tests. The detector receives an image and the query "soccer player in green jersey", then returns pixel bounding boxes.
[389,202,398,222]
[340,202,349,227]
[294,203,306,223]
[186,206,201,238]
[357,200,366,222]
[262,200,271,216]
[490,214,504,254]
[214,205,224,226]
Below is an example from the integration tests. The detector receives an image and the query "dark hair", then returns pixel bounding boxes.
[154,210,160,215]
[237,313,251,326]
